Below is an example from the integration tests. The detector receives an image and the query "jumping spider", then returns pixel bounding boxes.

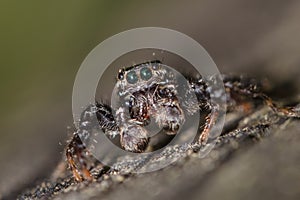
[66,60,299,181]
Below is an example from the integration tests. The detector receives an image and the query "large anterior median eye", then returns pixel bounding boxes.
[140,67,152,80]
[126,71,138,84]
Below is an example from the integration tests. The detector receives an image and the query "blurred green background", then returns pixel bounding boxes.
[1,0,300,198]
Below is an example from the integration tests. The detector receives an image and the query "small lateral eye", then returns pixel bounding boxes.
[152,63,159,70]
[140,67,152,80]
[118,69,125,80]
[126,71,138,84]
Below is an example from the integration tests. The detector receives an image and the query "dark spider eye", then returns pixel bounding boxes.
[118,69,125,80]
[140,67,152,80]
[152,63,159,70]
[126,71,138,84]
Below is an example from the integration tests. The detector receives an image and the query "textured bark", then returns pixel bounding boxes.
[16,105,300,200]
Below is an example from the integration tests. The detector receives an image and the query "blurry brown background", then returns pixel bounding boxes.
[0,0,300,198]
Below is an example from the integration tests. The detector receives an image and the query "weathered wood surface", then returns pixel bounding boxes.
[17,104,300,200]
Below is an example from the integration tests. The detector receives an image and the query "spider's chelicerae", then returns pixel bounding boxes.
[66,60,299,181]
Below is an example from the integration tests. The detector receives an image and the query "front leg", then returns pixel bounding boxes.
[66,131,93,182]
[66,103,119,182]
[120,124,149,153]
[155,85,185,135]
[198,104,219,144]
[185,76,224,146]
[116,107,149,153]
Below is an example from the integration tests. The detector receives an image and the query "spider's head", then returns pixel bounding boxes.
[116,60,168,96]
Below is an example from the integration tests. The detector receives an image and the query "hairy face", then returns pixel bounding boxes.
[115,61,185,137]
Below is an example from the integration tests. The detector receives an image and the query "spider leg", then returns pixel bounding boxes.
[156,101,185,135]
[66,103,119,181]
[223,74,300,118]
[258,93,299,118]
[183,77,211,115]
[185,76,223,145]
[199,105,219,144]
[146,83,186,136]
[66,132,92,181]
[120,124,149,152]
[116,107,149,152]
[193,74,300,147]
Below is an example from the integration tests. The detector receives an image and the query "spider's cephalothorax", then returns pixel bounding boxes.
[66,61,300,182]
[114,61,185,152]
